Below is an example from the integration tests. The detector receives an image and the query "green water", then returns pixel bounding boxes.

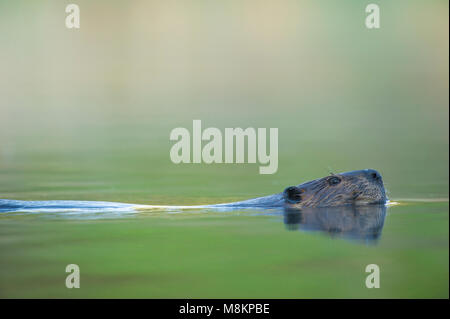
[0,118,448,299]
[0,0,448,299]
[0,201,447,298]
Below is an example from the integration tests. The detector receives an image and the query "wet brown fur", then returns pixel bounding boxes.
[283,169,386,209]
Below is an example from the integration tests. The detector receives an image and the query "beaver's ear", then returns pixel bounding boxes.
[283,186,303,203]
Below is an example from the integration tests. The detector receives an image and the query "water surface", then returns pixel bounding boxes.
[0,0,448,299]
[0,199,447,298]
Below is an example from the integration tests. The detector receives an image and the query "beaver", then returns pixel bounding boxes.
[211,169,386,209]
[282,169,386,208]
[0,169,386,214]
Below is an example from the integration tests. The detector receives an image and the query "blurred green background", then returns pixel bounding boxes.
[0,0,448,298]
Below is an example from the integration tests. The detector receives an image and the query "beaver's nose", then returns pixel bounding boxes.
[283,186,303,203]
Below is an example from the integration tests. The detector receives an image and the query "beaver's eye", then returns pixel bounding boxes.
[328,176,341,186]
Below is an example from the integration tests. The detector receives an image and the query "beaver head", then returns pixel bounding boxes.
[283,169,386,208]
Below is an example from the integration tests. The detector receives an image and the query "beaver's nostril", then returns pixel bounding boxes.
[285,186,296,194]
[284,186,303,203]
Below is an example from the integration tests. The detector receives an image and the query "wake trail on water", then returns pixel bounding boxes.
[0,199,210,214]
[0,198,442,219]
[0,198,285,218]
[0,193,288,215]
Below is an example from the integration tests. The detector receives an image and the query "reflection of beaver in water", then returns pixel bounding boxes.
[214,169,387,209]
[284,204,387,243]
